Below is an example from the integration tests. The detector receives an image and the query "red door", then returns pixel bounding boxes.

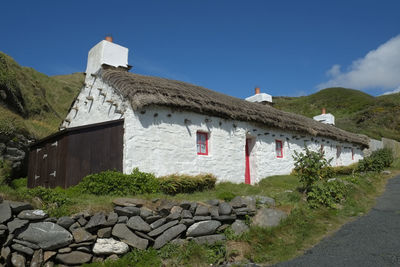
[245,139,251,184]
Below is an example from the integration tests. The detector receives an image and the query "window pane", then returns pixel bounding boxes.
[201,144,206,153]
[197,144,200,153]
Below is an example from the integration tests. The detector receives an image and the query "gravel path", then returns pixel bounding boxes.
[274,174,400,267]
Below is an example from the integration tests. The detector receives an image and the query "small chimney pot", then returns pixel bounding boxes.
[255,87,260,95]
[105,36,113,42]
[322,108,326,114]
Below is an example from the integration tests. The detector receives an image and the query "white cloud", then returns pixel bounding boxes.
[318,35,400,91]
[382,86,400,95]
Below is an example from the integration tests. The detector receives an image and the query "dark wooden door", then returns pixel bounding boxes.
[46,141,58,188]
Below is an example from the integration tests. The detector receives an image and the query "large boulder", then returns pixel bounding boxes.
[148,220,178,237]
[231,220,249,235]
[57,216,75,229]
[112,224,148,250]
[11,252,26,267]
[17,210,47,220]
[93,238,129,255]
[153,224,187,249]
[186,220,221,237]
[30,249,44,267]
[255,195,275,206]
[251,208,287,228]
[194,205,209,216]
[85,212,107,231]
[18,222,73,250]
[114,206,140,217]
[7,218,28,234]
[11,243,34,256]
[0,202,12,224]
[127,216,151,232]
[218,202,232,215]
[71,227,96,243]
[9,202,33,214]
[55,251,92,265]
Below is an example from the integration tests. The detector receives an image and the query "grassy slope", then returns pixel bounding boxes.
[0,51,84,139]
[274,88,400,141]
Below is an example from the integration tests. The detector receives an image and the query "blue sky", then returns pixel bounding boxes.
[1,0,400,98]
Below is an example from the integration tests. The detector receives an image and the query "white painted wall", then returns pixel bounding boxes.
[313,113,335,125]
[62,75,128,129]
[245,93,272,103]
[64,75,364,184]
[85,40,129,76]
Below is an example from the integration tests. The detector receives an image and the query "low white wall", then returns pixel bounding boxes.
[65,75,364,184]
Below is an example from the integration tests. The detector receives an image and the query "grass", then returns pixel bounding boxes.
[0,51,84,139]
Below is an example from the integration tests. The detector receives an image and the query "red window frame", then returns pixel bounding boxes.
[275,140,283,158]
[197,132,208,155]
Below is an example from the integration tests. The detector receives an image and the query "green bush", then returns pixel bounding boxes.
[216,191,236,201]
[159,174,216,195]
[74,168,160,196]
[293,147,333,192]
[332,163,358,176]
[0,160,12,185]
[11,177,27,189]
[307,180,348,208]
[357,148,394,173]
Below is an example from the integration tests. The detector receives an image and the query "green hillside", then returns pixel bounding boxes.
[0,52,84,139]
[274,88,400,141]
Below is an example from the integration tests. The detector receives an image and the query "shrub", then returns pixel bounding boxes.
[11,177,27,189]
[159,174,216,195]
[357,148,394,173]
[74,168,160,196]
[307,179,348,208]
[216,191,236,201]
[293,147,333,192]
[332,163,358,176]
[0,160,12,185]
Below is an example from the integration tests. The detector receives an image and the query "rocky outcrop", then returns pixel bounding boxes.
[0,134,32,179]
[0,195,285,266]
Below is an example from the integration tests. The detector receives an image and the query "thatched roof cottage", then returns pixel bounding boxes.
[28,38,368,188]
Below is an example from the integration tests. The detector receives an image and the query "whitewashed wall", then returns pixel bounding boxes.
[62,75,127,128]
[64,75,364,184]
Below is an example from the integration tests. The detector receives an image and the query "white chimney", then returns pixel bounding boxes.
[313,108,335,125]
[245,87,272,104]
[85,37,129,76]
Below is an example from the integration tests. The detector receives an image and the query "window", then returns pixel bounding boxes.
[197,132,208,155]
[275,140,283,158]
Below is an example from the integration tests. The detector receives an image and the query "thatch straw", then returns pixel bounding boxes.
[101,69,368,147]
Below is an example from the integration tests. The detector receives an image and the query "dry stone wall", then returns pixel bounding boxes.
[0,195,285,266]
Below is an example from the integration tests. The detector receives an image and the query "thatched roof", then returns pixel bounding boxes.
[100,69,368,147]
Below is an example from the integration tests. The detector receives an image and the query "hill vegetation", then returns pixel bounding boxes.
[0,51,84,139]
[274,88,400,141]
